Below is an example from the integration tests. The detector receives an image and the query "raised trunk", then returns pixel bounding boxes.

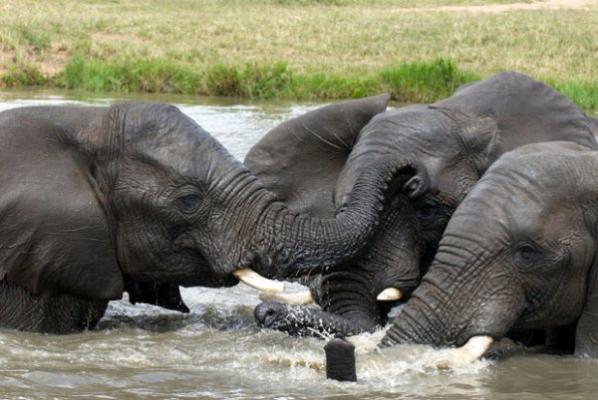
[215,154,419,279]
[259,158,420,278]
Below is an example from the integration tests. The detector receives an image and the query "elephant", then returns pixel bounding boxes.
[379,140,598,362]
[0,102,405,333]
[251,72,598,337]
[246,94,396,335]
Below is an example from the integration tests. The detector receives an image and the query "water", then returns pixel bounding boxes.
[1,89,598,400]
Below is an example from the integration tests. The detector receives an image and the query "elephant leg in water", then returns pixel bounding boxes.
[124,279,190,313]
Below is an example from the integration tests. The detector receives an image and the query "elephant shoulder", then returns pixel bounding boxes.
[0,110,123,301]
[245,95,390,216]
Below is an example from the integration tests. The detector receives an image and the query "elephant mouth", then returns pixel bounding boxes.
[228,250,287,293]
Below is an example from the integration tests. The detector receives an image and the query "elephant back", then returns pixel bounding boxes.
[435,72,597,160]
[245,94,390,217]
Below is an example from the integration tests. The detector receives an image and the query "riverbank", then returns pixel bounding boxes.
[1,0,596,110]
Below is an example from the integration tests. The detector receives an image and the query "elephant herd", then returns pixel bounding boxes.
[1,72,598,374]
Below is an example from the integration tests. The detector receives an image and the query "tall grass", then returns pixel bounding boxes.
[56,56,482,103]
[60,55,201,94]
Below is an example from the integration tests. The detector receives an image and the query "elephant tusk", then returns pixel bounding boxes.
[233,268,284,293]
[376,287,403,301]
[258,290,313,305]
[435,335,494,370]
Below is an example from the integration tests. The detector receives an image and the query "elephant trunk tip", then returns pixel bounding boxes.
[325,335,357,382]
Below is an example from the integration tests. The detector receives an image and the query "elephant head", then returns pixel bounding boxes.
[253,72,597,337]
[383,141,598,360]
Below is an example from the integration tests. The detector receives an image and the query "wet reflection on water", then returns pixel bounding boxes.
[1,89,597,400]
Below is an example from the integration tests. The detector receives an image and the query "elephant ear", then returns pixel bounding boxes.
[245,94,390,217]
[0,117,123,301]
[435,71,597,164]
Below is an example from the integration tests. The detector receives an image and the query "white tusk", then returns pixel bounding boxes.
[233,268,284,293]
[376,287,403,301]
[435,335,494,370]
[259,290,313,305]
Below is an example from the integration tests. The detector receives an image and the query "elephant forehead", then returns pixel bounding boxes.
[485,145,586,198]
[335,108,462,202]
[127,124,221,180]
[453,153,583,237]
[116,102,224,180]
[358,106,459,152]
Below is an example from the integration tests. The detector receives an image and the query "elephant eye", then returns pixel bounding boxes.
[174,193,202,214]
[514,243,542,269]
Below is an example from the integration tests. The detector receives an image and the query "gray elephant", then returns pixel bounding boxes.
[246,94,396,334]
[252,72,598,337]
[378,140,598,362]
[0,102,404,333]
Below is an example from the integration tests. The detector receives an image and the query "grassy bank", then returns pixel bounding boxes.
[56,56,481,103]
[0,0,596,110]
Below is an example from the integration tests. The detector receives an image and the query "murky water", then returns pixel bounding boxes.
[1,89,598,400]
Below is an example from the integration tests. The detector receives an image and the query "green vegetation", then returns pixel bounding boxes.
[0,0,596,110]
[57,56,477,102]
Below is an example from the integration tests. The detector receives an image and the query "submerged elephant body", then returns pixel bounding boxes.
[252,72,597,337]
[0,103,403,333]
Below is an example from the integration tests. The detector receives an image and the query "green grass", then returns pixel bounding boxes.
[55,56,479,103]
[0,0,596,110]
[2,62,45,87]
[60,55,201,94]
[550,81,598,113]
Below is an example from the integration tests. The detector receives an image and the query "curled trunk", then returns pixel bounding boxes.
[219,157,425,279]
[269,158,422,276]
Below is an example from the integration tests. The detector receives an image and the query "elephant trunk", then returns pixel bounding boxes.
[260,158,427,278]
[254,301,375,337]
[254,266,385,337]
[360,205,423,300]
[383,233,525,348]
[201,154,407,281]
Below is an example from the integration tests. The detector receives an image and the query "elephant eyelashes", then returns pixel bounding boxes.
[173,193,202,214]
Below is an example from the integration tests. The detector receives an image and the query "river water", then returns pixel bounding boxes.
[1,89,597,400]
